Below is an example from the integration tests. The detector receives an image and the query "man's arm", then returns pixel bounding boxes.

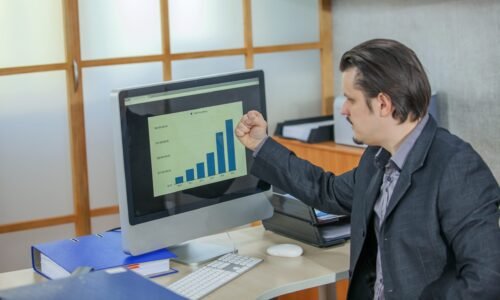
[421,145,500,299]
[235,110,354,215]
[251,137,354,215]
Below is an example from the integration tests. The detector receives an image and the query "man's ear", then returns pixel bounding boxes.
[376,92,393,117]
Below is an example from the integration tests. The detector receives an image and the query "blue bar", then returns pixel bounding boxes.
[196,162,205,179]
[207,152,215,176]
[175,176,183,184]
[216,132,226,173]
[186,169,195,182]
[225,119,236,171]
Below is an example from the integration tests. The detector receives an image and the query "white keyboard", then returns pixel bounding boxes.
[168,253,262,299]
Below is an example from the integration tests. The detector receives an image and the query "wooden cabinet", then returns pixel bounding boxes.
[273,136,364,300]
[273,137,364,174]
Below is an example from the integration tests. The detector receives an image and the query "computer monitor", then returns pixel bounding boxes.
[111,70,273,263]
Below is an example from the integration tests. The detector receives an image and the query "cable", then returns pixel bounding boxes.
[225,231,237,253]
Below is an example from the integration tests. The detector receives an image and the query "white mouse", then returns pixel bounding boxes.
[266,243,303,257]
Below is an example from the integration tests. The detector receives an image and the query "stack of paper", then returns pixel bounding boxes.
[321,223,351,240]
[127,259,173,278]
[313,209,344,224]
[282,120,334,141]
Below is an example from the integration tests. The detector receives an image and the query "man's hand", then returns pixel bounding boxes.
[235,110,268,151]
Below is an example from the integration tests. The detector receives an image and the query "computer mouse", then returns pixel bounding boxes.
[266,243,303,258]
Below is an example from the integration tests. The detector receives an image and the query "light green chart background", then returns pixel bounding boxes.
[148,101,247,196]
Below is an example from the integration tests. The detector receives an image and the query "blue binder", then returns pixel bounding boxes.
[0,268,186,300]
[31,231,176,279]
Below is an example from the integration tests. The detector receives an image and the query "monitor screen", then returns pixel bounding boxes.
[111,70,273,256]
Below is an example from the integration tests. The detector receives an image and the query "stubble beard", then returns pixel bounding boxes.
[346,116,365,145]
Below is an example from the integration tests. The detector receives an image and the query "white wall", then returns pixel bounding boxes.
[332,0,500,180]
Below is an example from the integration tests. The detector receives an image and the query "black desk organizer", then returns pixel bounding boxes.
[274,115,334,143]
[262,193,351,248]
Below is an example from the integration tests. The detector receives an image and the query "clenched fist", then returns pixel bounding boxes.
[235,110,268,151]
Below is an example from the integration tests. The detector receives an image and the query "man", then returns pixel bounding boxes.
[235,39,500,299]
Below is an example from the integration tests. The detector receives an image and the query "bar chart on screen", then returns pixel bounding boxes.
[148,101,247,197]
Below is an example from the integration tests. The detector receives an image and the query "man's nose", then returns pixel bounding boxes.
[341,100,349,116]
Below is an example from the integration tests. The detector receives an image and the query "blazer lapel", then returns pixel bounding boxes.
[384,171,411,220]
[384,116,438,221]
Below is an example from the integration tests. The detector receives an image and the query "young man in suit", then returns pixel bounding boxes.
[235,39,500,299]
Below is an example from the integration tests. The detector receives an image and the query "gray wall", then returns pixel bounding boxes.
[332,0,500,180]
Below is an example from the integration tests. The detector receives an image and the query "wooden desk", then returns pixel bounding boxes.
[0,226,350,300]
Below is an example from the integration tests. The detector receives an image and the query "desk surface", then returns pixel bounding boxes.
[0,226,350,300]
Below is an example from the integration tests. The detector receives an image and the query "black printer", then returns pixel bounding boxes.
[263,192,351,248]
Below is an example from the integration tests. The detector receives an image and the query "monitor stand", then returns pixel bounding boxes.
[169,241,235,266]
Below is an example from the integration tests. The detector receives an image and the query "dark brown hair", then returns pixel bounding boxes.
[340,39,431,123]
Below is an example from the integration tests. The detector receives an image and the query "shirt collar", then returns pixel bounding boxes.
[374,114,430,170]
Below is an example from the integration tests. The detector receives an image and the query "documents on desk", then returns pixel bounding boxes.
[263,192,351,247]
[0,268,187,300]
[274,115,334,143]
[31,230,176,279]
[321,223,351,240]
[282,120,334,142]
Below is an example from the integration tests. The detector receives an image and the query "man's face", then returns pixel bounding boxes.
[341,68,381,146]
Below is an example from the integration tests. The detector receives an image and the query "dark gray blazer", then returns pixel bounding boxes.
[252,117,500,299]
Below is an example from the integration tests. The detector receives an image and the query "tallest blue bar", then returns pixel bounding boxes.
[216,132,226,174]
[225,119,236,171]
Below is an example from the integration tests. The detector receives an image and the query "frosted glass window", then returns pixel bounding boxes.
[254,50,322,134]
[172,56,245,80]
[79,0,162,60]
[91,215,120,234]
[0,224,74,272]
[0,0,65,68]
[82,62,163,208]
[0,71,73,223]
[169,0,244,53]
[252,0,319,47]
